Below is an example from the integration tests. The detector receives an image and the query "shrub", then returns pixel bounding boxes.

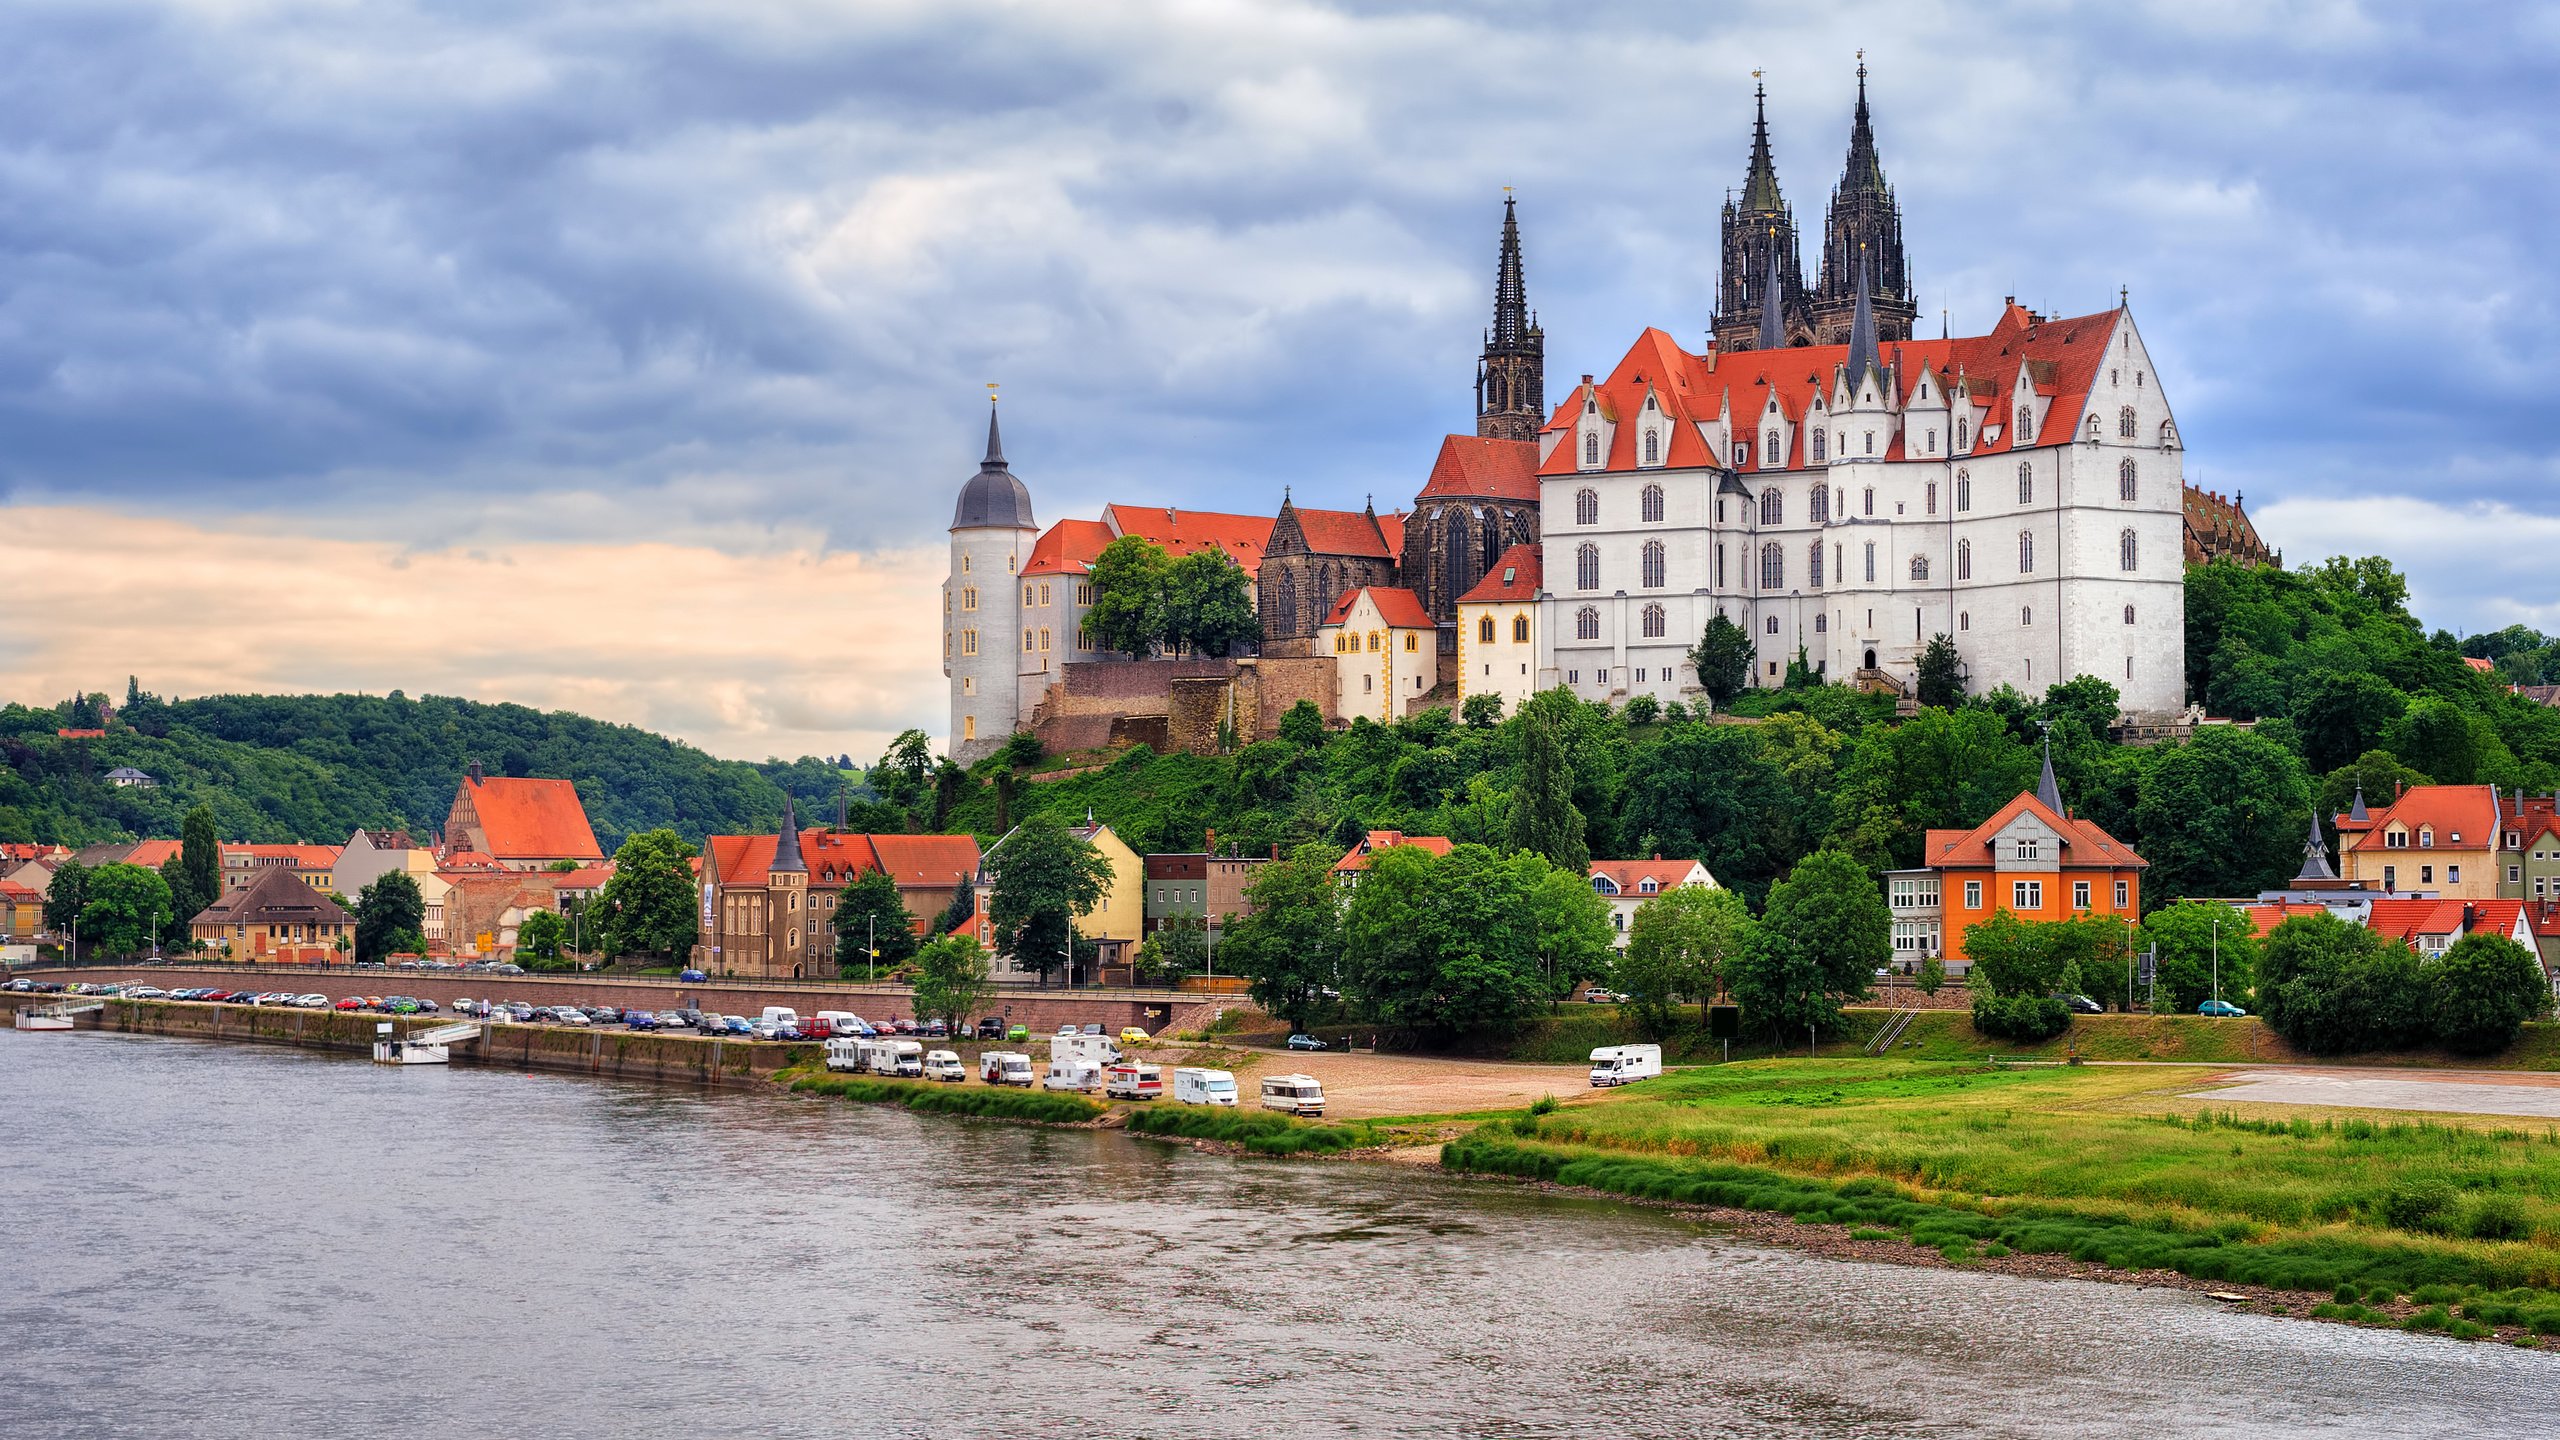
[1971,993,2071,1043]
[1124,1106,1372,1156]
[2379,1183,2455,1235]
[2466,1195,2534,1242]
[788,1073,1103,1125]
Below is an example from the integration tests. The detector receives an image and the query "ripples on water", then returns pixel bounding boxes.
[3,1032,2552,1439]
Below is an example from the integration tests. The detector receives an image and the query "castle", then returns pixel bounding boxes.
[945,67,2261,761]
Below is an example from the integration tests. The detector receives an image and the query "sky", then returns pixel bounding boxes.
[3,0,2555,762]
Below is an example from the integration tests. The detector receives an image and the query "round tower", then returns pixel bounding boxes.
[946,400,1037,764]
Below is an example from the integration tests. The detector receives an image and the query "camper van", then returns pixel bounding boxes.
[921,1049,965,1083]
[1173,1067,1239,1107]
[1259,1073,1326,1117]
[1050,1032,1122,1067]
[980,1051,1035,1087]
[1588,1043,1663,1087]
[823,1037,869,1073]
[1043,1057,1107,1093]
[869,1039,924,1078]
[1104,1061,1164,1100]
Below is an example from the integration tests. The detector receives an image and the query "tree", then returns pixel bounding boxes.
[171,804,221,926]
[1727,849,1888,1041]
[1339,844,1585,1044]
[591,828,700,963]
[1219,843,1347,1031]
[78,863,174,957]
[353,871,427,964]
[2133,726,2314,903]
[988,814,1111,983]
[2137,901,2259,1013]
[517,909,570,968]
[1914,633,1964,709]
[44,858,89,937]
[2289,670,2408,776]
[1081,535,1171,658]
[1914,952,1946,996]
[1162,548,1261,656]
[1616,884,1753,1039]
[545,858,581,873]
[931,878,977,939]
[2040,675,2121,736]
[874,729,935,812]
[1507,691,1589,871]
[2316,750,2431,829]
[1135,913,1208,986]
[2257,912,2427,1055]
[2425,934,2552,1055]
[2380,698,2496,787]
[911,933,994,1033]
[1278,700,1326,748]
[832,868,919,977]
[1962,909,2070,998]
[1460,693,1504,728]
[1690,614,1753,708]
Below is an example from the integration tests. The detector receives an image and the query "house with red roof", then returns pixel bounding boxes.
[0,878,41,944]
[1456,543,1545,715]
[695,804,982,980]
[1588,858,1718,949]
[221,843,345,896]
[2335,783,2500,899]
[1332,829,1455,886]
[1316,586,1440,723]
[1883,751,2145,969]
[438,764,604,871]
[2363,898,2533,958]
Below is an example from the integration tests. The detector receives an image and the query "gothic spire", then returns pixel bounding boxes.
[1492,193,1529,347]
[982,400,1006,469]
[2348,782,2370,823]
[1474,192,1544,443]
[1756,229,1787,351]
[1741,80,1784,213]
[2034,723,2062,814]
[2293,806,2337,884]
[1841,57,1886,194]
[1844,249,1880,390]
[772,797,805,873]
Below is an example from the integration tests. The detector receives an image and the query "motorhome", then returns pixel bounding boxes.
[980,1051,1035,1087]
[869,1039,924,1078]
[1259,1074,1326,1117]
[922,1049,965,1083]
[1588,1044,1663,1087]
[823,1037,869,1072]
[1104,1062,1163,1101]
[1050,1032,1121,1067]
[1172,1067,1238,1107]
[1043,1057,1107,1093]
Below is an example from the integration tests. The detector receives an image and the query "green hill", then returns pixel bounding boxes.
[0,686,860,850]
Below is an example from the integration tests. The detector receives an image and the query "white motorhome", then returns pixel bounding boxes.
[823,1037,868,1072]
[1049,1032,1122,1067]
[870,1039,924,1078]
[1043,1058,1106,1093]
[1104,1061,1163,1100]
[1588,1043,1662,1087]
[1259,1074,1325,1117]
[922,1049,965,1082]
[1173,1067,1239,1107]
[980,1051,1035,1087]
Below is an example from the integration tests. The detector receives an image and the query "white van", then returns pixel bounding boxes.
[922,1049,965,1083]
[1259,1074,1325,1117]
[1105,1061,1164,1100]
[870,1039,924,1078]
[1043,1058,1106,1093]
[814,1010,871,1037]
[1589,1043,1663,1087]
[1050,1032,1121,1067]
[1173,1067,1239,1107]
[980,1051,1035,1087]
[823,1037,868,1072]
[760,1006,801,1030]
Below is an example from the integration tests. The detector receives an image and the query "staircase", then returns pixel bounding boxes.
[1864,1004,1921,1055]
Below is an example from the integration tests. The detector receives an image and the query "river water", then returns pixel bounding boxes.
[4,1033,2552,1438]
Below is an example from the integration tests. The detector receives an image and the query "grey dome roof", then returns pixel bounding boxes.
[951,406,1036,531]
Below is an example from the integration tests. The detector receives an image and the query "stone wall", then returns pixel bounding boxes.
[1029,655,1337,758]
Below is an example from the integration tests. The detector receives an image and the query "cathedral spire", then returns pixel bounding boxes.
[772,797,805,874]
[1810,57,1914,347]
[1757,229,1787,351]
[1844,249,1880,390]
[1474,193,1544,443]
[982,396,1006,469]
[1841,56,1885,195]
[1742,80,1784,212]
[1493,193,1528,347]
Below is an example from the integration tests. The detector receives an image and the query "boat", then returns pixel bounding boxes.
[371,1020,482,1065]
[14,1001,102,1031]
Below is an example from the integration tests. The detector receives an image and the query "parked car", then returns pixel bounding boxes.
[334,997,363,1012]
[919,1018,947,1038]
[922,1049,966,1082]
[1285,1033,1329,1051]
[1582,988,1623,1004]
[625,1011,658,1030]
[293,993,331,1008]
[1007,1024,1030,1042]
[490,964,525,976]
[976,1017,1007,1041]
[552,1007,591,1026]
[677,969,707,984]
[2058,994,2104,1015]
[1119,1027,1151,1046]
[1081,1023,1103,1036]
[2198,999,2248,1018]
[586,1006,622,1023]
[414,999,439,1015]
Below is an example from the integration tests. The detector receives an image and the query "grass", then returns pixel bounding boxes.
[1442,1059,2560,1323]
[1123,1106,1380,1155]
[788,1071,1104,1124]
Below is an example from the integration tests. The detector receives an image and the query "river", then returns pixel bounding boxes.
[4,1032,2552,1438]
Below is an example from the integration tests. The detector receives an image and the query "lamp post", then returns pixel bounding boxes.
[2210,913,2222,1013]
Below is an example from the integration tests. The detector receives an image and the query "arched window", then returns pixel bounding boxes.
[1576,488,1599,525]
[1926,480,1939,515]
[1864,430,1875,456]
[1760,543,1784,589]
[2017,462,2034,504]
[1641,604,1666,638]
[1766,614,1781,635]
[1862,486,1875,516]
[1956,469,1972,512]
[1956,539,1972,580]
[1810,485,1830,523]
[2120,528,2139,572]
[2017,406,2034,440]
[1513,615,1530,642]
[1760,489,1783,525]
[1956,418,1969,449]
[2021,606,2034,627]
[1641,484,1665,523]
[1814,614,1829,634]
[2118,457,2137,502]
[1910,555,1930,581]
[1576,543,1600,590]
[1925,429,1937,454]
[2158,419,2178,448]
[1584,433,1600,466]
[1576,606,1601,640]
[1641,541,1666,588]
[1958,611,1970,631]
[2119,405,2137,439]
[2018,530,2035,573]
[1643,429,1660,465]
[1811,428,1827,463]
[2123,604,2136,625]
[1478,616,1496,644]
[2085,415,2100,442]
[1809,542,1825,588]
[1765,428,1781,464]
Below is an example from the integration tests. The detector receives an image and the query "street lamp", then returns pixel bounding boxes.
[2210,913,2222,1013]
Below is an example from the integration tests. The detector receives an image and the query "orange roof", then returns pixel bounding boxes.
[548,864,616,894]
[867,834,984,889]
[56,728,105,739]
[1417,435,1540,502]
[2365,898,2526,945]
[2463,656,2497,674]
[709,831,981,896]
[1588,859,1709,894]
[1020,518,1117,578]
[2338,784,2499,855]
[1920,790,2147,871]
[1332,829,1454,873]
[1290,506,1399,560]
[1104,504,1275,578]
[1457,543,1542,605]
[124,839,184,869]
[225,843,343,868]
[2529,901,2560,939]
[441,850,501,870]
[1322,585,1435,630]
[460,776,602,861]
[0,879,40,902]
[1539,304,2121,479]
[2242,902,2333,936]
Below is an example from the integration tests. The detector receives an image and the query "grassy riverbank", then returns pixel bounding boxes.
[1445,1060,2560,1334]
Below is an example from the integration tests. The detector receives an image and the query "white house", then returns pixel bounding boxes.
[1589,858,1719,949]
[1455,543,1544,717]
[1315,586,1439,723]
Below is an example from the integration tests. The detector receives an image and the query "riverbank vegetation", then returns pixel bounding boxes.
[788,1071,1104,1124]
[1122,1106,1381,1155]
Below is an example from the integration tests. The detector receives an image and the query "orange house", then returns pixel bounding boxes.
[1885,780,2147,969]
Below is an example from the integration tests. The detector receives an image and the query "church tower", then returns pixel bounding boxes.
[1713,81,1811,353]
[1810,60,1916,346]
[1475,195,1544,443]
[944,400,1037,765]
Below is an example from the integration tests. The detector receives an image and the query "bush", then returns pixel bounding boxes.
[2380,1182,2455,1235]
[2466,1195,2535,1242]
[1971,993,2071,1043]
[788,1073,1103,1125]
[1123,1106,1373,1156]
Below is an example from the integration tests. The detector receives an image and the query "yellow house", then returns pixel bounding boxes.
[1456,543,1542,717]
[1068,819,1146,967]
[1316,586,1438,723]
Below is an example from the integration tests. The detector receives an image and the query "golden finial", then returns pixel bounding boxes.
[1752,68,1763,80]
[986,382,999,404]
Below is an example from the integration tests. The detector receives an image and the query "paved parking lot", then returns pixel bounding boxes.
[2190,1071,2560,1120]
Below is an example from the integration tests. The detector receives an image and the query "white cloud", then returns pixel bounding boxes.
[2255,494,2560,634]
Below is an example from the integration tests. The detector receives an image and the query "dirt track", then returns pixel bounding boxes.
[1170,1043,1595,1120]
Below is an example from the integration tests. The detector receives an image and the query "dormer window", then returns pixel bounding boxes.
[1736,440,1752,465]
[1584,433,1600,467]
[2016,839,2041,861]
[1764,429,1780,464]
[2420,827,2435,848]
[1644,429,1660,464]
[1638,877,1660,894]
[1812,428,1827,463]
[1956,418,1969,449]
[2016,406,2033,441]
[1592,875,1619,895]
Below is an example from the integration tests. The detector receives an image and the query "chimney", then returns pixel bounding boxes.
[1205,827,1216,856]
[468,760,484,784]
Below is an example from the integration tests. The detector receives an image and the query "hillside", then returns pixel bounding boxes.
[0,687,860,850]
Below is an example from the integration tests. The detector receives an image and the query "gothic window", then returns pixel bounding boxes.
[1644,430,1660,465]
[961,629,979,655]
[1513,615,1531,643]
[1576,543,1600,590]
[1956,418,1969,449]
[1765,429,1781,464]
[2021,606,2034,627]
[2120,528,2139,572]
[1641,604,1666,639]
[1760,488,1783,525]
[1862,486,1875,516]
[1576,607,1601,640]
[1766,614,1780,635]
[1815,614,1828,633]
[1926,481,1939,515]
[1478,616,1496,644]
[2123,604,2136,625]
[1957,539,1972,580]
[2018,530,2035,573]
[1039,627,1052,651]
[1274,571,1298,637]
[1576,488,1599,525]
[1809,542,1825,588]
[1641,541,1666,588]
[2017,463,2033,504]
[1959,612,1969,631]
[1641,484,1665,523]
[2119,457,2138,502]
[1714,544,1726,588]
[2017,406,2034,440]
[1023,630,1034,652]
[1810,485,1830,523]
[1864,431,1874,456]
[1910,555,1930,581]
[1760,543,1783,588]
[2119,405,2137,439]
[1584,433,1600,467]
[1956,470,1972,511]
[1925,429,1937,454]
[1864,541,1877,583]
[1812,429,1827,463]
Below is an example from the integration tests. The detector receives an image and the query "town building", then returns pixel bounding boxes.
[0,879,40,943]
[1884,750,2145,968]
[438,765,605,870]
[696,810,982,980]
[2494,791,2560,902]
[2364,898,2534,958]
[2181,488,2274,567]
[189,867,353,963]
[222,843,344,895]
[1332,829,1454,887]
[2334,783,2501,899]
[1455,543,1544,714]
[440,873,561,961]
[105,767,157,789]
[1143,842,1271,938]
[333,828,434,898]
[1588,858,1718,948]
[1316,587,1439,723]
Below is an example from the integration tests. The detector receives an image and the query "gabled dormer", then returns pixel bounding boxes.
[1574,378,1613,472]
[1756,389,1790,471]
[1637,385,1670,469]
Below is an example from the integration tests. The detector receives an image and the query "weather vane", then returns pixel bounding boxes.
[986,382,999,405]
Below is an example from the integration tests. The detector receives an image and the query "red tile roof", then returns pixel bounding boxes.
[0,879,41,902]
[1920,790,2147,870]
[1456,543,1542,605]
[1332,829,1455,873]
[1104,504,1276,578]
[225,843,344,869]
[1417,435,1540,502]
[2366,898,2528,946]
[460,777,603,861]
[1322,585,1435,630]
[1588,859,1711,895]
[2242,902,2335,936]
[2529,901,2560,939]
[55,728,105,739]
[1020,518,1117,578]
[123,839,184,869]
[548,864,616,895]
[2337,784,2499,855]
[709,831,981,896]
[1290,506,1398,560]
[2463,656,2497,674]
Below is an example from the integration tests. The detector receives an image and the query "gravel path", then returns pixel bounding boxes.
[2188,1069,2560,1119]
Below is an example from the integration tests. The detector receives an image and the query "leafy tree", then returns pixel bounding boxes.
[2379,697,2496,787]
[2315,750,2431,829]
[1782,645,1821,690]
[1278,700,1326,748]
[1690,614,1753,708]
[1962,909,2071,998]
[1914,633,1964,708]
[2257,912,2427,1055]
[78,863,174,957]
[2137,900,2259,1013]
[1507,692,1589,871]
[591,828,700,963]
[1972,993,2072,1042]
[1135,913,1208,986]
[1616,884,1753,1039]
[2425,934,2552,1055]
[353,871,427,964]
[1162,548,1260,656]
[2040,675,2122,736]
[910,933,994,1033]
[988,814,1111,983]
[1727,849,1887,1041]
[1460,693,1504,728]
[1914,952,1946,997]
[1621,694,1661,725]
[832,868,919,977]
[173,804,221,923]
[516,908,570,968]
[1219,842,1346,1031]
[2133,726,2313,903]
[995,729,1045,773]
[874,729,936,812]
[1339,844,1592,1044]
[2289,670,2408,776]
[1081,535,1171,658]
[44,858,89,936]
[1617,720,1797,904]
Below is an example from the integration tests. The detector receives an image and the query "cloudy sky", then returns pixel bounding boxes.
[3,0,2553,761]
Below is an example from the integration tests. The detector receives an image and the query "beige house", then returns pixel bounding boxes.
[1316,586,1439,723]
[1456,543,1543,717]
[190,869,354,963]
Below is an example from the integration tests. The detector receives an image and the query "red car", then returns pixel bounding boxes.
[334,997,363,1011]
[801,1018,834,1039]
